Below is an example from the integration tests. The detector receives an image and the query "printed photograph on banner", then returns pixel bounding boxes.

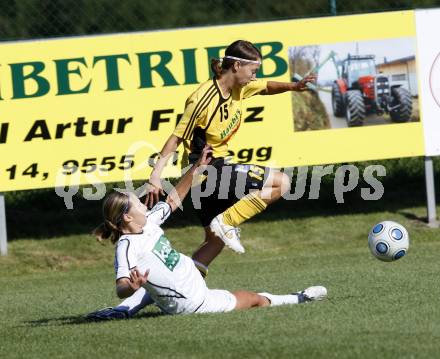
[288,37,420,131]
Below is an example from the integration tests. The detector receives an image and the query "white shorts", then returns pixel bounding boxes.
[193,289,237,314]
[151,285,236,315]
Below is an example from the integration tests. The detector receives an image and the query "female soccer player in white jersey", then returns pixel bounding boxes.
[89,146,326,319]
[145,40,315,278]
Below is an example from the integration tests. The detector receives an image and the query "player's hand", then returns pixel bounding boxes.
[294,74,317,91]
[128,268,149,290]
[145,177,164,209]
[196,145,213,168]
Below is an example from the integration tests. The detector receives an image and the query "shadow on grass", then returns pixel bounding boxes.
[24,311,164,327]
[397,210,428,223]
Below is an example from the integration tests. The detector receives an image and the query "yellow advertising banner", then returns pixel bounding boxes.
[0,10,424,191]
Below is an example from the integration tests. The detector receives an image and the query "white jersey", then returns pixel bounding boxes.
[114,202,209,314]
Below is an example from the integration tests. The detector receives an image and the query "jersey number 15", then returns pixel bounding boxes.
[219,104,229,121]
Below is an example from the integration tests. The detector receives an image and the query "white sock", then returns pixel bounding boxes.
[114,287,154,315]
[258,292,299,306]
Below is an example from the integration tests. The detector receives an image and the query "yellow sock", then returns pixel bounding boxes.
[222,192,267,227]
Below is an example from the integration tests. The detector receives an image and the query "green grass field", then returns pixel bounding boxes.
[1,200,440,358]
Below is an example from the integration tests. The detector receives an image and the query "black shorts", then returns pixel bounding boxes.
[192,158,268,227]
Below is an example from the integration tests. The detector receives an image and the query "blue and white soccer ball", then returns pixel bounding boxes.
[368,221,409,262]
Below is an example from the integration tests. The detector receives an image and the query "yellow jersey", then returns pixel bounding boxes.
[173,77,267,165]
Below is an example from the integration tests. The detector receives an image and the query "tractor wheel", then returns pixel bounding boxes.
[390,87,412,122]
[345,90,366,127]
[331,82,345,117]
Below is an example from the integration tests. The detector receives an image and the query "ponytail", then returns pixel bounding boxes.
[93,191,130,244]
[93,221,120,244]
[210,58,222,77]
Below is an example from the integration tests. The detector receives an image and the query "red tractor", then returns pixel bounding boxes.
[331,54,412,126]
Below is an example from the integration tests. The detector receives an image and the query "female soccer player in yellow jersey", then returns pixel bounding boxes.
[146,40,315,277]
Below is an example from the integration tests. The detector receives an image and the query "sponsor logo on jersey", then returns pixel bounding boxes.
[220,109,241,140]
[152,235,180,271]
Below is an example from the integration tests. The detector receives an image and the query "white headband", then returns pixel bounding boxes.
[222,55,261,65]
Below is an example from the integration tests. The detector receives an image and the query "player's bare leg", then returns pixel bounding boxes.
[259,171,290,205]
[191,227,225,276]
[233,291,270,309]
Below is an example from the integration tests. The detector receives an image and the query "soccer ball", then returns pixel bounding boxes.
[368,221,409,262]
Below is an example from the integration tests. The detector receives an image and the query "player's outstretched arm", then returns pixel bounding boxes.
[146,134,183,208]
[264,75,316,94]
[165,145,212,212]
